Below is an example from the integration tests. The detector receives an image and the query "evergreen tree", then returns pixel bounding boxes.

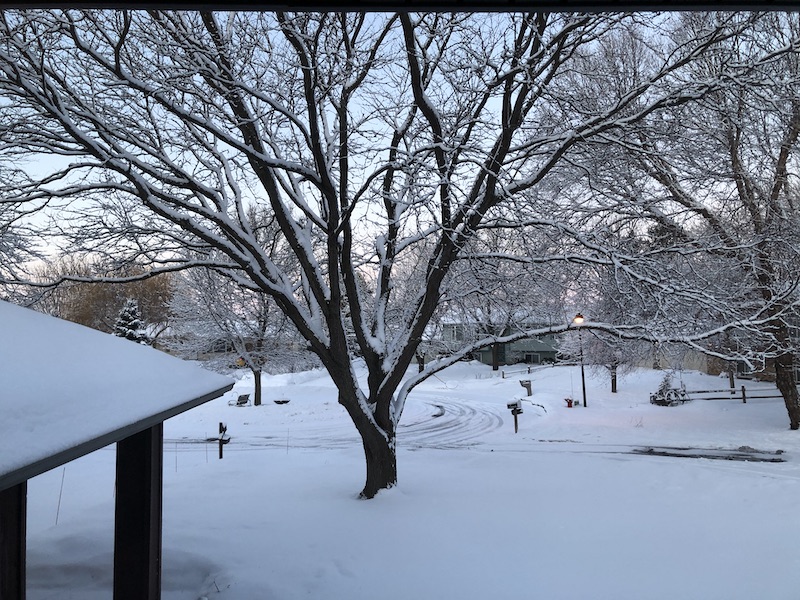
[113,298,150,344]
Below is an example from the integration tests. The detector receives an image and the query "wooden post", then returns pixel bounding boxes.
[741,386,747,404]
[0,482,26,600]
[114,424,163,600]
[513,411,519,433]
[253,370,262,407]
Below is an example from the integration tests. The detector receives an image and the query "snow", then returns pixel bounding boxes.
[0,300,233,485]
[21,358,800,599]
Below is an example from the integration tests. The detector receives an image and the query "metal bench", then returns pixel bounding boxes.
[228,393,251,407]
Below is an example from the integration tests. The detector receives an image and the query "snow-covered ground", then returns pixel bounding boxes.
[25,361,800,599]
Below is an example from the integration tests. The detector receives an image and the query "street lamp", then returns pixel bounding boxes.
[573,313,587,407]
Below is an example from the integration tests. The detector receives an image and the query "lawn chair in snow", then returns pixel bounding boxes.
[228,393,251,407]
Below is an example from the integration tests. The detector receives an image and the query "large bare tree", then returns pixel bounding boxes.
[0,10,762,496]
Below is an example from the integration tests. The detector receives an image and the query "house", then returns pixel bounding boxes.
[440,321,559,366]
[475,334,559,366]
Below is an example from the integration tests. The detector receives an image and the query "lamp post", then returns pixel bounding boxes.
[573,313,587,407]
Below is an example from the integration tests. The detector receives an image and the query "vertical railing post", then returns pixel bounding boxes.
[114,423,163,600]
[0,482,27,600]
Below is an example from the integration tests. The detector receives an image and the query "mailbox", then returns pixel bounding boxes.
[519,380,532,396]
[507,399,523,433]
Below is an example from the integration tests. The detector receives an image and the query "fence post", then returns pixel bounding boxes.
[741,386,747,404]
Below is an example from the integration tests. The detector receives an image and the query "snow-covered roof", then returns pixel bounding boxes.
[0,300,234,491]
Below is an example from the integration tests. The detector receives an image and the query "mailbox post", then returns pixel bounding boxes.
[218,422,229,459]
[507,400,523,433]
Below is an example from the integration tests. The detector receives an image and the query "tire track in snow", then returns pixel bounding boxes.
[398,397,505,449]
[173,397,505,451]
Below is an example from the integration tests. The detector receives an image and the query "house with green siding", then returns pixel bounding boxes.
[441,321,559,367]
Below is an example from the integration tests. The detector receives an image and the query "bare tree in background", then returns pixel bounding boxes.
[25,255,173,339]
[0,10,769,496]
[573,13,800,427]
[443,227,567,370]
[167,266,318,405]
[0,167,46,298]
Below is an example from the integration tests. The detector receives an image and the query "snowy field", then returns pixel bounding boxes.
[24,361,800,600]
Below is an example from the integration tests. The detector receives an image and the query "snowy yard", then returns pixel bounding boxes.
[25,362,800,600]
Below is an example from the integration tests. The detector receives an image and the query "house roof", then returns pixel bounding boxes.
[0,300,234,491]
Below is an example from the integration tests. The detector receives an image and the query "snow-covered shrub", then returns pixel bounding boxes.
[114,298,150,344]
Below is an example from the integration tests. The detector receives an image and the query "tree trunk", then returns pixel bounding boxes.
[416,351,425,373]
[253,369,262,406]
[610,365,618,393]
[360,428,397,499]
[775,352,800,430]
[491,342,500,371]
[337,389,397,498]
